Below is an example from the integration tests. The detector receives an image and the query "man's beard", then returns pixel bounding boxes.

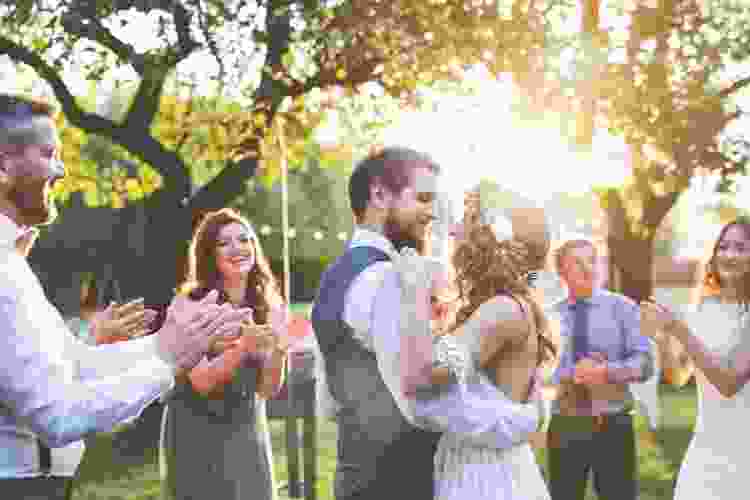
[8,176,56,226]
[383,215,425,254]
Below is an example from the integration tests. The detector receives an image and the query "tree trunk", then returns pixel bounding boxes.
[113,191,193,308]
[607,233,654,303]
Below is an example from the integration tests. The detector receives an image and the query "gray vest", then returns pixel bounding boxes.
[311,246,440,500]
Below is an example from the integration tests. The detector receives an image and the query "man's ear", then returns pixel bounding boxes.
[370,181,389,209]
[0,154,11,187]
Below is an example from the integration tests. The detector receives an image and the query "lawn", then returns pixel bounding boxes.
[70,383,697,500]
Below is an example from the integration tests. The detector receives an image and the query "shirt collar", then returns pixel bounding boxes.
[0,213,27,250]
[566,287,603,307]
[349,226,397,259]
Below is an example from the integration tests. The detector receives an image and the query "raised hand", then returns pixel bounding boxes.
[155,290,252,374]
[574,354,609,386]
[640,298,679,339]
[207,308,252,355]
[238,323,278,355]
[91,298,154,344]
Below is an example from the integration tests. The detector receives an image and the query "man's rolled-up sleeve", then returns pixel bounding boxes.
[607,298,654,384]
[370,269,540,450]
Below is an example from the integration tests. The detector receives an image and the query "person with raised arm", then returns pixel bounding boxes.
[160,208,289,500]
[641,219,750,500]
[0,94,248,499]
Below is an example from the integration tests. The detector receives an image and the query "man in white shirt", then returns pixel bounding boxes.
[0,93,251,499]
[312,147,545,500]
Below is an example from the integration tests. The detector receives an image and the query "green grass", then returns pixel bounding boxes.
[288,303,313,317]
[71,383,697,500]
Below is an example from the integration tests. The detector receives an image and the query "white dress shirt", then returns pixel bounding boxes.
[316,227,542,449]
[0,214,174,478]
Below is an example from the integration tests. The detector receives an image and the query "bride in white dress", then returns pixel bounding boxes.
[641,219,750,499]
[397,190,555,500]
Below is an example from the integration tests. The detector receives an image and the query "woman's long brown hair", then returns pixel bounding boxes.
[179,208,282,324]
[450,223,557,366]
[698,219,750,310]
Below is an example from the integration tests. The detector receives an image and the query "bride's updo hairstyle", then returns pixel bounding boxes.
[450,190,556,365]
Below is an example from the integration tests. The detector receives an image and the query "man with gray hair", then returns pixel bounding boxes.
[546,238,654,500]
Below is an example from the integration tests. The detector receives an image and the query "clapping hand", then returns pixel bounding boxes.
[239,319,290,356]
[574,352,609,386]
[640,298,679,340]
[156,290,253,375]
[208,308,253,355]
[91,298,158,344]
[240,323,277,354]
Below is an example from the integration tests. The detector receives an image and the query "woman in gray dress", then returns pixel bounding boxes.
[160,208,288,500]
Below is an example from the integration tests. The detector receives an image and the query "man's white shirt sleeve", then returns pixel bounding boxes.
[0,253,174,447]
[349,260,541,449]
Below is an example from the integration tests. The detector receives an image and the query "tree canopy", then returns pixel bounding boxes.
[2,0,750,303]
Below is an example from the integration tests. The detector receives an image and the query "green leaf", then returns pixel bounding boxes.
[83,189,100,208]
[258,173,276,191]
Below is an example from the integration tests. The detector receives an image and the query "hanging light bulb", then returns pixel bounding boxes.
[260,225,272,236]
[313,231,324,240]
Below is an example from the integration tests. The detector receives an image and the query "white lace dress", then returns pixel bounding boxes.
[673,299,750,500]
[432,325,550,500]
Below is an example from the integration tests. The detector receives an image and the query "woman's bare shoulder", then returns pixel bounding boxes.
[474,295,526,322]
[470,295,529,341]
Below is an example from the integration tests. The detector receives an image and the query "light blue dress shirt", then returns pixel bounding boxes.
[551,287,654,415]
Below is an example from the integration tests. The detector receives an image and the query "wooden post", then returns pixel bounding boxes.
[276,120,303,498]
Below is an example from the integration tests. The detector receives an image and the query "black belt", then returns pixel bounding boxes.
[37,439,51,476]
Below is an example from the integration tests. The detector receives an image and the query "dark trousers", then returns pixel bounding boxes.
[0,477,74,500]
[338,429,439,500]
[547,412,637,500]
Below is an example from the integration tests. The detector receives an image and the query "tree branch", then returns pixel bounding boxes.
[253,0,293,111]
[602,188,629,246]
[642,188,681,229]
[301,55,385,96]
[0,36,191,198]
[60,12,146,74]
[122,60,171,131]
[185,0,226,88]
[63,2,199,132]
[167,2,202,66]
[188,157,260,213]
[719,75,750,99]
[0,35,99,127]
[188,0,294,212]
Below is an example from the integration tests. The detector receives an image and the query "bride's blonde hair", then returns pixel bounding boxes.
[449,195,556,366]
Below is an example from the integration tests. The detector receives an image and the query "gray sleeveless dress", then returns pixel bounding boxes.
[433,316,550,500]
[159,359,275,500]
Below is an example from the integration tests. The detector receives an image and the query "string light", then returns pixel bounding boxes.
[252,225,350,241]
